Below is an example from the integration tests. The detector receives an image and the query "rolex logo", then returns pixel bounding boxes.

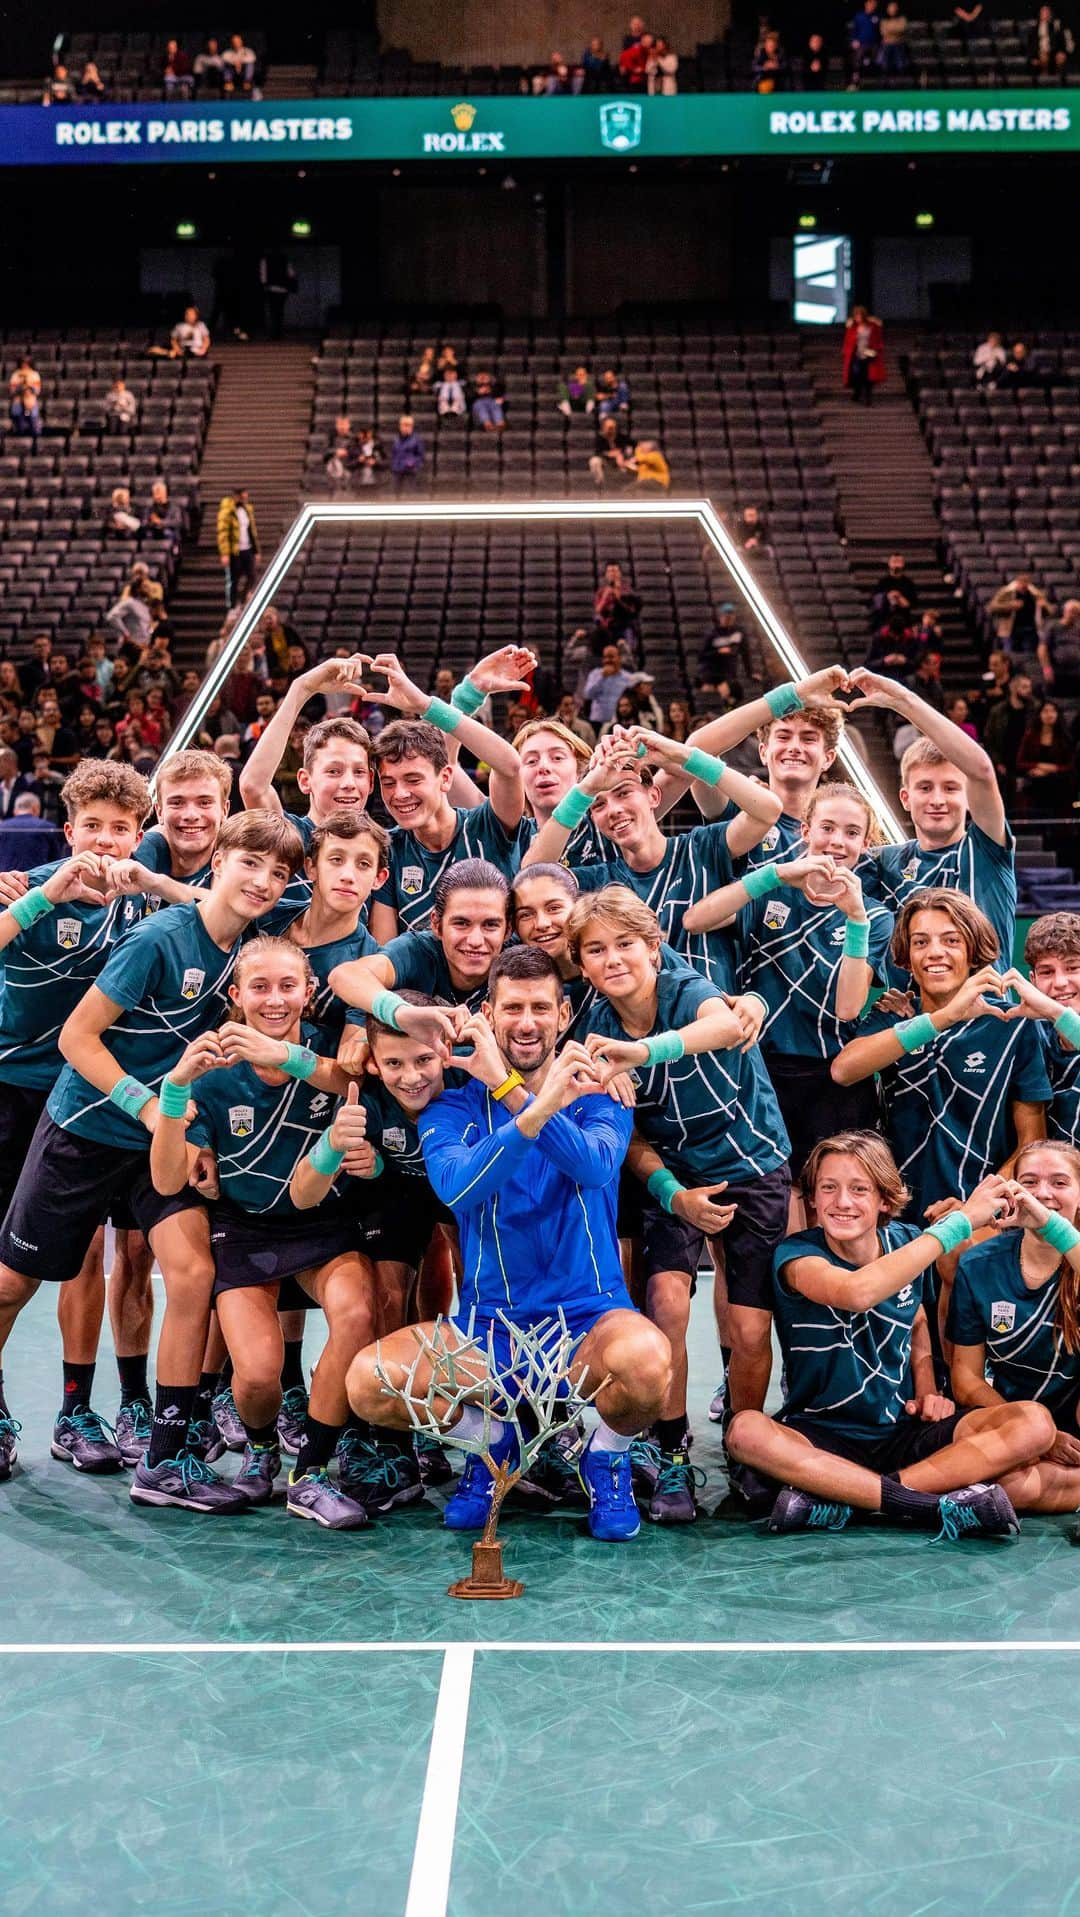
[451,102,477,132]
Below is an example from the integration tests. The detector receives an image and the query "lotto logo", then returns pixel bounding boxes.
[308,1092,330,1118]
[963,1051,987,1073]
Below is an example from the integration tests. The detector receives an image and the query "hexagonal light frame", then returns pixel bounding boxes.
[160,496,903,839]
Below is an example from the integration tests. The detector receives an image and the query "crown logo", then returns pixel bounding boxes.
[451,102,477,132]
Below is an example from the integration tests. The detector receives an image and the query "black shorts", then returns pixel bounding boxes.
[0,1114,204,1284]
[641,1161,791,1312]
[359,1178,454,1269]
[779,1409,964,1474]
[764,1053,880,1181]
[617,1164,645,1240]
[210,1204,367,1309]
[0,1081,49,1215]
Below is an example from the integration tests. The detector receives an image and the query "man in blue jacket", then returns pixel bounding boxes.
[345,945,671,1541]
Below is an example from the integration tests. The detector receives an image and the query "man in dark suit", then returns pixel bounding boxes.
[0,748,38,818]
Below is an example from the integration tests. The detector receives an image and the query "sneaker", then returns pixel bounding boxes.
[130,1452,251,1513]
[113,1399,153,1468]
[187,1417,226,1465]
[629,1434,662,1500]
[212,1386,246,1453]
[287,1467,369,1530]
[719,1459,777,1521]
[337,1430,425,1514]
[277,1386,308,1455]
[414,1428,454,1488]
[648,1448,704,1525]
[768,1485,853,1534]
[578,1435,641,1542]
[708,1380,727,1423]
[935,1482,1020,1542]
[514,1427,586,1506]
[443,1426,520,1532]
[233,1442,282,1507]
[51,1406,123,1474]
[0,1413,21,1482]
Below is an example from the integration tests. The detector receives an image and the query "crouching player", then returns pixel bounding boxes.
[151,936,381,1528]
[345,947,673,1543]
[726,1132,1054,1539]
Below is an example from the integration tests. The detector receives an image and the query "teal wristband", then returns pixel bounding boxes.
[552,785,595,832]
[281,1043,317,1082]
[843,919,871,960]
[925,1211,973,1256]
[310,1131,346,1179]
[641,1030,685,1066]
[450,677,485,717]
[1055,1008,1080,1052]
[9,886,55,931]
[422,696,463,735]
[370,1150,384,1178]
[1037,1212,1080,1256]
[896,1013,939,1054]
[157,1076,191,1118]
[108,1076,155,1121]
[647,1167,685,1214]
[371,989,405,1032]
[743,863,781,901]
[764,684,804,720]
[683,747,727,788]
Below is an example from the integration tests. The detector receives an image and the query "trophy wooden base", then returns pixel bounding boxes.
[448,1540,524,1600]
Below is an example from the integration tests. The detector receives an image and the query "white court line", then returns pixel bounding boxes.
[404,1647,474,1917]
[2,1639,1080,1654]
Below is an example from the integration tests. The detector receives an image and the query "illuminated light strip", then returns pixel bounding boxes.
[161,496,903,838]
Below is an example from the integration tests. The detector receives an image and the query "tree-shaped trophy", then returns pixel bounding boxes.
[375,1309,609,1600]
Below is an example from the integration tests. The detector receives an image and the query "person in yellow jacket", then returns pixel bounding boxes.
[629,440,671,494]
[216,486,260,609]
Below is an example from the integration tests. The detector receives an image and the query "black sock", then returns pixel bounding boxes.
[0,1370,8,1418]
[379,1426,416,1457]
[148,1383,197,1467]
[61,1361,95,1415]
[879,1473,945,1528]
[193,1370,218,1424]
[655,1416,688,1453]
[219,1355,233,1388]
[294,1415,342,1481]
[116,1354,149,1408]
[242,1419,279,1448]
[344,1411,373,1440]
[281,1339,306,1393]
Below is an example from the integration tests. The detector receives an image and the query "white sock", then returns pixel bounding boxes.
[454,1405,505,1445]
[591,1419,632,1454]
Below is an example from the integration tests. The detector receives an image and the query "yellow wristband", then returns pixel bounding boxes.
[491,1069,525,1102]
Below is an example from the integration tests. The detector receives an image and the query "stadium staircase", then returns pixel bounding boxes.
[167,339,313,664]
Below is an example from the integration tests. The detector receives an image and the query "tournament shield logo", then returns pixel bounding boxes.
[228,1105,254,1138]
[990,1300,1016,1334]
[382,1126,407,1154]
[401,865,425,897]
[761,826,780,852]
[763,899,790,930]
[56,917,82,950]
[600,101,642,151]
[180,967,205,1000]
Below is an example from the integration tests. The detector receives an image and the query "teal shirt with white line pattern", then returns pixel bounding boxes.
[187,1064,353,1217]
[372,803,521,932]
[0,862,144,1090]
[573,819,745,995]
[946,1232,1080,1425]
[773,1222,925,1442]
[738,887,893,1060]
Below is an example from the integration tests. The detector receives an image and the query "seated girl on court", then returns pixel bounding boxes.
[150,934,384,1531]
[726,1130,1056,1539]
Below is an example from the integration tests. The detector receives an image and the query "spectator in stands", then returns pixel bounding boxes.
[879,2,911,78]
[871,552,919,620]
[34,690,78,769]
[222,643,264,725]
[30,754,63,824]
[411,347,435,394]
[911,648,946,712]
[623,13,646,47]
[436,356,466,417]
[471,371,505,433]
[106,486,141,539]
[584,645,634,727]
[194,37,227,94]
[1002,340,1040,388]
[87,715,117,760]
[753,29,789,91]
[0,749,37,819]
[9,392,40,441]
[627,670,665,730]
[647,35,679,92]
[600,691,640,737]
[217,485,259,607]
[865,610,920,680]
[73,704,102,760]
[142,478,180,541]
[594,562,642,656]
[11,793,41,821]
[597,370,631,420]
[589,415,633,490]
[739,504,771,552]
[78,60,106,101]
[950,2,984,38]
[627,439,671,493]
[973,331,1007,385]
[981,648,1015,713]
[581,37,613,88]
[697,603,745,691]
[0,662,23,706]
[390,415,426,493]
[985,668,1035,804]
[557,367,596,416]
[849,0,882,79]
[619,31,653,87]
[105,378,138,432]
[349,426,385,488]
[843,305,885,404]
[804,31,828,87]
[223,34,257,95]
[544,54,578,95]
[1018,700,1076,813]
[243,692,279,753]
[1038,599,1080,697]
[13,710,38,773]
[129,635,180,705]
[556,692,596,749]
[1027,6,1074,77]
[105,576,154,648]
[665,697,694,743]
[943,693,978,740]
[988,572,1052,654]
[162,39,193,99]
[42,63,76,104]
[169,305,210,358]
[19,635,52,704]
[9,357,41,439]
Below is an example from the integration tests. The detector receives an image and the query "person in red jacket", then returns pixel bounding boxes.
[842,307,886,406]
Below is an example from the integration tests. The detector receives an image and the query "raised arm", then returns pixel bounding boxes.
[785,1174,1012,1313]
[831,964,1006,1085]
[622,724,782,857]
[0,854,106,953]
[238,657,368,813]
[847,667,1008,845]
[362,653,525,832]
[584,995,744,1082]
